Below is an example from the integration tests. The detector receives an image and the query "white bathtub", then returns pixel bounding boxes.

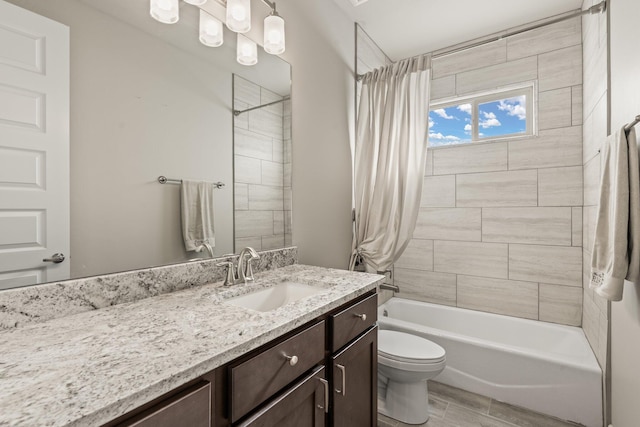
[378,298,602,427]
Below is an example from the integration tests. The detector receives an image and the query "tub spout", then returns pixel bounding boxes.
[380,283,400,292]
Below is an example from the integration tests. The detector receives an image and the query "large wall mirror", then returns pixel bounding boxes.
[0,0,291,289]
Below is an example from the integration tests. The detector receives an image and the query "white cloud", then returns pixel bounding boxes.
[479,111,501,128]
[497,96,526,120]
[429,118,434,129]
[457,103,472,115]
[433,108,454,119]
[429,132,460,141]
[464,124,472,132]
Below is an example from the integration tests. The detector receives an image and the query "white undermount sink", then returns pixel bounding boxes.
[224,282,325,312]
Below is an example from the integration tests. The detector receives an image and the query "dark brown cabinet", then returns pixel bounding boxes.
[118,381,211,427]
[331,326,378,427]
[237,366,328,427]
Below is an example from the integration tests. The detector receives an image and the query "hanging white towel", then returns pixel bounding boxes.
[181,180,216,256]
[590,127,640,301]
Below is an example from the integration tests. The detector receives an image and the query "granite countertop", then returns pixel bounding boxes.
[0,264,383,427]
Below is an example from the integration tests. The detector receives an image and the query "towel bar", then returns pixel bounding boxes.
[157,176,225,189]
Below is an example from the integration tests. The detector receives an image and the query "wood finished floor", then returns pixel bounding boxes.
[377,381,585,427]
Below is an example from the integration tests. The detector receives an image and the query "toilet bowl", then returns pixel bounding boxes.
[378,330,446,425]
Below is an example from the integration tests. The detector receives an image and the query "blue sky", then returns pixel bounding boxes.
[428,96,527,146]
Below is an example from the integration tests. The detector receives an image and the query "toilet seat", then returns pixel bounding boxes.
[379,330,445,364]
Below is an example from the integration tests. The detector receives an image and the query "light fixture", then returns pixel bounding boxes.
[199,10,223,47]
[263,8,285,54]
[150,0,179,24]
[226,0,251,33]
[149,0,286,66]
[237,33,258,66]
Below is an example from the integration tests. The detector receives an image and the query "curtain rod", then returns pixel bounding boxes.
[233,96,290,116]
[356,1,607,81]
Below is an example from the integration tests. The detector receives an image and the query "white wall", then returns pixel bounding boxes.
[609,0,640,425]
[276,1,356,269]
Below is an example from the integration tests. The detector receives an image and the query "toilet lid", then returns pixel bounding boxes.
[379,330,445,363]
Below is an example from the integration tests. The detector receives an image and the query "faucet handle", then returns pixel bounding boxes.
[216,261,236,286]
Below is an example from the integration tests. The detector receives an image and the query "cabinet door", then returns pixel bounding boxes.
[238,366,327,427]
[118,381,211,427]
[332,326,377,427]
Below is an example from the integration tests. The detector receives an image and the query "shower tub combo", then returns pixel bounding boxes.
[378,297,602,427]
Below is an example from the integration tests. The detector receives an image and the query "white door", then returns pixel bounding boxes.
[0,0,69,289]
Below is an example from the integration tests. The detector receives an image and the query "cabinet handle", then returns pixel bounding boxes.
[318,378,329,413]
[283,353,299,366]
[335,364,346,396]
[354,313,367,321]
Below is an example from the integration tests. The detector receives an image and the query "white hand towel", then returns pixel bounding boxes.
[181,180,216,255]
[590,127,640,301]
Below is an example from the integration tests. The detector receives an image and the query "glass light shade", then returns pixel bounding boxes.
[184,0,207,5]
[150,0,179,24]
[263,14,285,54]
[226,0,251,33]
[236,34,258,66]
[199,10,223,47]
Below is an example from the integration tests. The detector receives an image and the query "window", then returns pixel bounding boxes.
[428,84,535,147]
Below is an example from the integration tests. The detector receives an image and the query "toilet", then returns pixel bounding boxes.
[378,330,446,425]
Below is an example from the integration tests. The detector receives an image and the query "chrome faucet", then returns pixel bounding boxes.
[217,247,260,286]
[237,246,260,283]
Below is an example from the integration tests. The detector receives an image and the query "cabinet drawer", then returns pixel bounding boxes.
[238,366,327,427]
[230,320,326,422]
[330,293,377,352]
[119,381,211,427]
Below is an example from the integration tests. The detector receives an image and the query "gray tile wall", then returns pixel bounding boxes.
[395,17,584,326]
[581,0,609,370]
[234,76,292,251]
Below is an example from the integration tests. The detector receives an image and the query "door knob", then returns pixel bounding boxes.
[43,253,65,264]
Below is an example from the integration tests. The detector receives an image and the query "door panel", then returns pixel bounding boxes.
[0,147,45,188]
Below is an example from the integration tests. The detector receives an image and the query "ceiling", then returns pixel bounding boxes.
[332,0,584,61]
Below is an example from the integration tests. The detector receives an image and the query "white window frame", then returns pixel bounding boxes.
[429,82,537,148]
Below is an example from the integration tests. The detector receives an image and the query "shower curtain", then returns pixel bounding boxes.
[350,54,431,272]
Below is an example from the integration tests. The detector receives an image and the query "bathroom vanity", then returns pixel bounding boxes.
[106,291,377,427]
[0,264,382,426]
